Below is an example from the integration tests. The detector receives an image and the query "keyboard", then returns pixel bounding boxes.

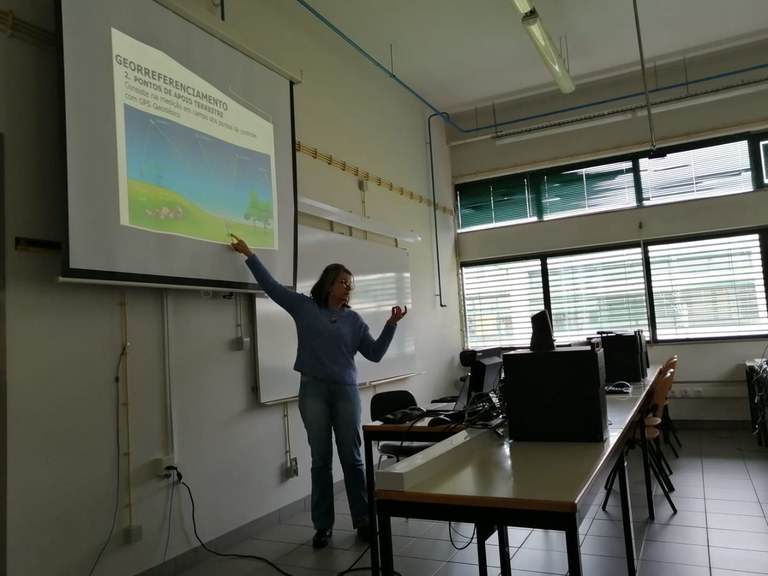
[379,406,427,424]
[605,383,631,395]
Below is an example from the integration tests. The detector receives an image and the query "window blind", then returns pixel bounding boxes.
[640,141,752,204]
[461,260,545,348]
[648,234,768,339]
[540,161,636,220]
[547,248,649,342]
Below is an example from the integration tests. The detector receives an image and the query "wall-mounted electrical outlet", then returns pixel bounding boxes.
[233,336,251,351]
[153,456,176,478]
[285,457,299,479]
[124,524,143,544]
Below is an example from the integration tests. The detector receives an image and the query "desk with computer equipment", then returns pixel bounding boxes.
[366,364,660,576]
[363,349,506,576]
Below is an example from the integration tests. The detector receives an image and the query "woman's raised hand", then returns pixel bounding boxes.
[387,305,408,326]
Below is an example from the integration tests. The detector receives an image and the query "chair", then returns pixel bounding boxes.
[602,368,677,518]
[643,368,676,489]
[659,355,683,455]
[370,390,435,468]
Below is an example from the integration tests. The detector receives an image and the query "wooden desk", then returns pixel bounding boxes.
[366,370,657,576]
[363,419,464,576]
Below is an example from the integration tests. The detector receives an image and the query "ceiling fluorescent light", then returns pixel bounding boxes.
[635,83,768,116]
[510,0,534,14]
[494,113,633,145]
[522,11,575,94]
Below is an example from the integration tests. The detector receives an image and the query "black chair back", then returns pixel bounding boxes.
[371,390,418,421]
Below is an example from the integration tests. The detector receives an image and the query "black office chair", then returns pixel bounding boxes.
[370,390,434,468]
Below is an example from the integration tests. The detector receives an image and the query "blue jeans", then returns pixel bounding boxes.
[298,374,368,530]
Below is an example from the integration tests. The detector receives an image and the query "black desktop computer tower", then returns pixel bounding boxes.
[503,347,607,442]
[601,330,648,383]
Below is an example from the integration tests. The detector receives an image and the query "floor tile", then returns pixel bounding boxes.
[707,512,768,533]
[708,528,768,551]
[644,523,708,546]
[638,559,713,575]
[710,546,768,573]
[640,540,710,567]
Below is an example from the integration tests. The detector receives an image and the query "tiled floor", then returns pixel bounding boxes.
[178,429,768,575]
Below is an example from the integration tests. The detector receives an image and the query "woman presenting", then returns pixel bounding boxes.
[230,234,408,548]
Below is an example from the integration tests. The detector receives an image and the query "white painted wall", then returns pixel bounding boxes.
[1,1,462,575]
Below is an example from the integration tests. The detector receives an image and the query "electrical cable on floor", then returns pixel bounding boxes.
[448,522,476,550]
[171,469,294,576]
[88,345,127,576]
[172,469,403,576]
[161,480,176,565]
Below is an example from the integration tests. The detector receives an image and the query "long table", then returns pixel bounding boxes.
[363,368,658,576]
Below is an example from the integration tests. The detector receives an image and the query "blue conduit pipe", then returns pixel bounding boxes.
[295,0,768,136]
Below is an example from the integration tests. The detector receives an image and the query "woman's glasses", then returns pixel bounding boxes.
[335,279,355,290]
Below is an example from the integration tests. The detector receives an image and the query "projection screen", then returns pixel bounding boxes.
[58,0,297,290]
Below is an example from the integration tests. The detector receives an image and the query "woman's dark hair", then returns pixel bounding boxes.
[310,263,353,308]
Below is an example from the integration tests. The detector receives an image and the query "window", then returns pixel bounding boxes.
[548,248,649,342]
[457,174,532,230]
[640,140,752,204]
[461,232,768,345]
[456,135,760,231]
[648,234,768,339]
[538,161,636,220]
[462,260,544,348]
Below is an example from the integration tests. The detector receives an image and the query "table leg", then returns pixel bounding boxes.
[363,433,380,576]
[639,424,655,520]
[564,517,582,576]
[617,450,637,576]
[378,509,394,576]
[476,524,491,576]
[497,525,511,576]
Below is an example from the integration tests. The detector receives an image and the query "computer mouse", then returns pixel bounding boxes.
[428,415,454,427]
[613,381,631,390]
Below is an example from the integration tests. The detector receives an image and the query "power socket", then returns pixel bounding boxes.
[153,456,176,478]
[124,524,143,544]
[284,457,299,479]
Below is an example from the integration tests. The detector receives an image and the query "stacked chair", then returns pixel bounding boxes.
[659,355,683,457]
[602,362,680,519]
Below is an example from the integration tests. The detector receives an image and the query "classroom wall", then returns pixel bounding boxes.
[449,38,768,423]
[1,1,462,575]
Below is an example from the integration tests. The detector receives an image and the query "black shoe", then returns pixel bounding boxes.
[312,529,332,549]
[356,524,371,542]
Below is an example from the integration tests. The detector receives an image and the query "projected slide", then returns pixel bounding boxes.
[112,29,278,249]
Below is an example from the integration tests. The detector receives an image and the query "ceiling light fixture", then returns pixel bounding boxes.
[509,0,534,15]
[493,112,633,145]
[635,82,768,116]
[522,10,575,94]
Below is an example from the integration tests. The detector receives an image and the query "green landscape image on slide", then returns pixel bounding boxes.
[123,104,276,247]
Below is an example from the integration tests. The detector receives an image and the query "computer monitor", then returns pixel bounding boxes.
[468,355,503,397]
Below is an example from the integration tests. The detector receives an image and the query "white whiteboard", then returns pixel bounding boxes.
[254,225,416,403]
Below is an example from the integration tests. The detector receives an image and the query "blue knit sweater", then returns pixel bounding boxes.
[245,255,396,386]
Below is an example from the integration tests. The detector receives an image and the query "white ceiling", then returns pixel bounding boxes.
[300,0,768,114]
